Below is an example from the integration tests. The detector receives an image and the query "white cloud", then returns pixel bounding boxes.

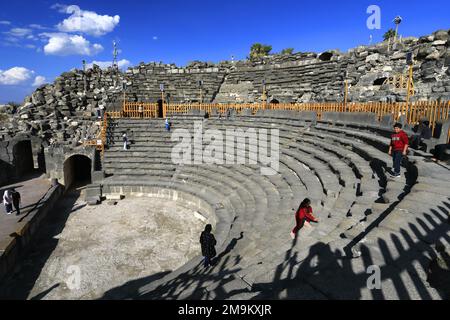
[32,76,47,87]
[51,3,69,13]
[0,21,11,25]
[4,36,20,44]
[29,24,48,30]
[0,67,35,85]
[87,59,131,70]
[153,36,158,40]
[42,32,103,56]
[3,28,33,38]
[56,5,120,36]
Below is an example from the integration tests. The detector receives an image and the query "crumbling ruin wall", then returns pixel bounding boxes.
[0,135,44,186]
[215,29,450,103]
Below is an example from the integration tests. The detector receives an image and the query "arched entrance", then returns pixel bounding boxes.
[13,140,34,177]
[318,51,333,61]
[157,99,164,118]
[63,155,92,189]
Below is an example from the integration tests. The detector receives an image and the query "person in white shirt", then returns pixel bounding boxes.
[122,133,128,151]
[3,189,13,215]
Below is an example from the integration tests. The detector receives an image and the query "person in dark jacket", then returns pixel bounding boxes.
[11,189,21,216]
[291,198,319,239]
[411,120,431,150]
[200,224,217,268]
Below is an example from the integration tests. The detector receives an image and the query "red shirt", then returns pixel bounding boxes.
[391,130,409,151]
[296,206,317,222]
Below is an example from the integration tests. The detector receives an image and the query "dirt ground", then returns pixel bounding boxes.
[0,190,206,300]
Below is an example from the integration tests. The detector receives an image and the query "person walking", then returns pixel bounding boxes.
[122,133,128,151]
[3,189,13,215]
[165,118,171,132]
[291,198,319,239]
[388,123,409,177]
[11,189,21,216]
[200,224,217,268]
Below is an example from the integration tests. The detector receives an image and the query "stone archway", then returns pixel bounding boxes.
[318,51,333,61]
[157,99,164,118]
[13,140,34,178]
[63,154,92,189]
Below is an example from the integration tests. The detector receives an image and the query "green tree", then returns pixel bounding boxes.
[383,29,396,41]
[281,48,294,55]
[249,43,272,60]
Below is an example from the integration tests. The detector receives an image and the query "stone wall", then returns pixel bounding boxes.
[215,30,450,103]
[44,146,95,187]
[0,183,63,282]
[0,135,45,186]
[124,61,228,103]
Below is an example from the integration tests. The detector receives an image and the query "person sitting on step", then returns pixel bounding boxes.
[410,120,431,151]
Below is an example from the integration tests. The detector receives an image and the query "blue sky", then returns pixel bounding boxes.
[0,0,449,104]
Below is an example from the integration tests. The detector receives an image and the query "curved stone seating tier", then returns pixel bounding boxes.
[102,180,236,253]
[309,126,415,203]
[303,130,406,185]
[97,113,450,300]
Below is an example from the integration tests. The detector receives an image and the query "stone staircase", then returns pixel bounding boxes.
[99,111,450,300]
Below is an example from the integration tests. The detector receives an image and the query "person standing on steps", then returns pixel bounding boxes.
[200,224,217,268]
[165,118,171,132]
[11,188,21,216]
[291,198,319,239]
[122,133,128,151]
[2,189,13,215]
[388,123,409,178]
[99,104,105,120]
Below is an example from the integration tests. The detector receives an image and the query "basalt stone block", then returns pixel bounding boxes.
[380,114,394,128]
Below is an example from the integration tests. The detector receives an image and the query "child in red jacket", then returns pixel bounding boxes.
[388,123,409,177]
[291,198,319,239]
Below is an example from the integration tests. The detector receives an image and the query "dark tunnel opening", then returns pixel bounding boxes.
[318,52,333,61]
[63,155,92,189]
[373,77,388,86]
[13,140,34,178]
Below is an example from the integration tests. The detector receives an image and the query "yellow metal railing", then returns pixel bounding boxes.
[116,101,450,142]
[83,112,111,156]
[123,102,159,118]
